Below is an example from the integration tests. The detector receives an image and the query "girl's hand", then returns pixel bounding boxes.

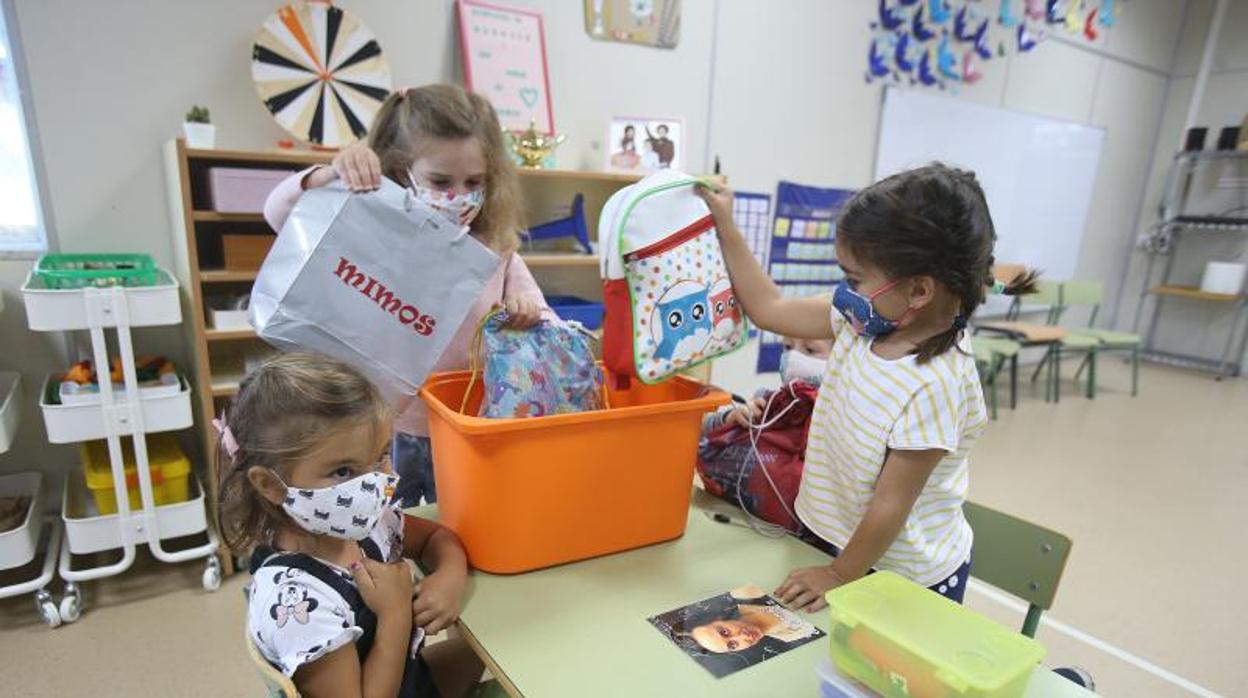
[503,295,543,329]
[774,564,846,613]
[724,397,766,429]
[352,558,413,620]
[695,180,734,223]
[411,569,467,635]
[324,141,382,192]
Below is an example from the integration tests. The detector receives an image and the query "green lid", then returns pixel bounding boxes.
[826,572,1046,693]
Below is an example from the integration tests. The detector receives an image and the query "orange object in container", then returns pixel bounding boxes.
[420,370,729,573]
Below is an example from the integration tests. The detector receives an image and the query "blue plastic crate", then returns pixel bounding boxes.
[546,295,604,330]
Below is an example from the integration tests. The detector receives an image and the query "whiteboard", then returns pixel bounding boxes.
[875,88,1104,312]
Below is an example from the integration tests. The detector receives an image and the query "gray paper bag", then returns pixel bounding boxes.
[250,178,500,403]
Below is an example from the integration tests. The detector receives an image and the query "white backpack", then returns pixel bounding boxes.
[598,170,747,386]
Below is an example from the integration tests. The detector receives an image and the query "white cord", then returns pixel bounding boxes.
[731,381,805,538]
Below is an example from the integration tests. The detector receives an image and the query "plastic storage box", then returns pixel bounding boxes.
[817,659,875,698]
[207,167,295,213]
[33,254,158,289]
[545,295,605,330]
[421,370,728,573]
[827,572,1045,698]
[0,472,44,569]
[0,372,20,454]
[80,435,191,515]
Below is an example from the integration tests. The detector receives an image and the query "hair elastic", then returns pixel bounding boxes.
[212,413,240,461]
[990,280,1008,295]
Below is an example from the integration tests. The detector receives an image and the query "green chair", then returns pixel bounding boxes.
[1059,281,1141,397]
[963,501,1072,638]
[977,281,1068,402]
[971,335,1021,420]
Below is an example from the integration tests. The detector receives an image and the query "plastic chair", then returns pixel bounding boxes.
[1059,281,1141,397]
[976,281,1069,402]
[971,335,1020,419]
[245,628,299,698]
[963,501,1072,638]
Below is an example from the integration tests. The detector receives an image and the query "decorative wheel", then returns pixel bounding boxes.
[202,555,222,592]
[252,1,392,147]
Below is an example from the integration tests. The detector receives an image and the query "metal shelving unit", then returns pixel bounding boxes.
[1131,150,1248,378]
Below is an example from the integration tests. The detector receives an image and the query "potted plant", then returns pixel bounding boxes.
[183,106,215,148]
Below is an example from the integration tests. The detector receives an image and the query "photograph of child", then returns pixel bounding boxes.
[648,584,825,678]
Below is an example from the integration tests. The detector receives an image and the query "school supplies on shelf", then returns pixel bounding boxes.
[33,253,160,289]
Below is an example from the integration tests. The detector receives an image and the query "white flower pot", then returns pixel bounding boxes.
[183,122,215,149]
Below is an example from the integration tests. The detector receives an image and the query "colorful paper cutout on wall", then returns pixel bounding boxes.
[866,1,1125,91]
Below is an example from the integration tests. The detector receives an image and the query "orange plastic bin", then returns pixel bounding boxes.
[420,370,729,573]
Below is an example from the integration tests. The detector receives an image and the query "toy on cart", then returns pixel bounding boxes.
[21,255,222,626]
[521,194,593,254]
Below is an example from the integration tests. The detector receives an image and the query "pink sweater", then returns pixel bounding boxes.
[263,167,549,436]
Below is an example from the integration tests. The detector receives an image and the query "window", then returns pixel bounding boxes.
[0,2,47,256]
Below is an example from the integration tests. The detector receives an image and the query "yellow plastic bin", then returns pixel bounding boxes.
[826,572,1046,698]
[81,435,191,515]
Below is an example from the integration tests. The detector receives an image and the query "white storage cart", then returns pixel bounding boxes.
[0,369,64,628]
[22,265,221,624]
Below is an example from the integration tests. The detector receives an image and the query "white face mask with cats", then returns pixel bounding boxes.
[280,471,399,541]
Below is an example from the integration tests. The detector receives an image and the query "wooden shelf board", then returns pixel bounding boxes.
[185,145,331,167]
[205,328,257,341]
[516,168,643,184]
[200,269,257,283]
[192,211,267,223]
[1149,285,1243,302]
[521,253,599,268]
[211,380,241,398]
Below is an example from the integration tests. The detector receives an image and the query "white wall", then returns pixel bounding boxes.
[1118,0,1248,369]
[0,1,1201,477]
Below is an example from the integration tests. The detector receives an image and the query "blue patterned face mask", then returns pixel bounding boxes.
[832,278,914,338]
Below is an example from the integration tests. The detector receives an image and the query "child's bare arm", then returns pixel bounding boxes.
[696,185,833,340]
[404,514,470,634]
[775,448,943,612]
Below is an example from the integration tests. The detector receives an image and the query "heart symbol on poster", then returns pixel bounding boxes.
[519,87,539,107]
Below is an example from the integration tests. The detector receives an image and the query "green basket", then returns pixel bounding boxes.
[33,254,160,289]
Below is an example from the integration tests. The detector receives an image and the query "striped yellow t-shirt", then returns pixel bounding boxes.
[795,314,988,586]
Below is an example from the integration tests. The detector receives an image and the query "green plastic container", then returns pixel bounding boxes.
[826,572,1046,698]
[33,254,159,289]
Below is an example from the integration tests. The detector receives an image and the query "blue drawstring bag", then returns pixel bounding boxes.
[462,310,607,418]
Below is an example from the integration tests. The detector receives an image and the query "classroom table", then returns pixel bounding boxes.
[414,490,1094,697]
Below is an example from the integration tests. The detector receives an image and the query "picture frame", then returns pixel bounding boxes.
[605,116,684,173]
[457,0,556,133]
